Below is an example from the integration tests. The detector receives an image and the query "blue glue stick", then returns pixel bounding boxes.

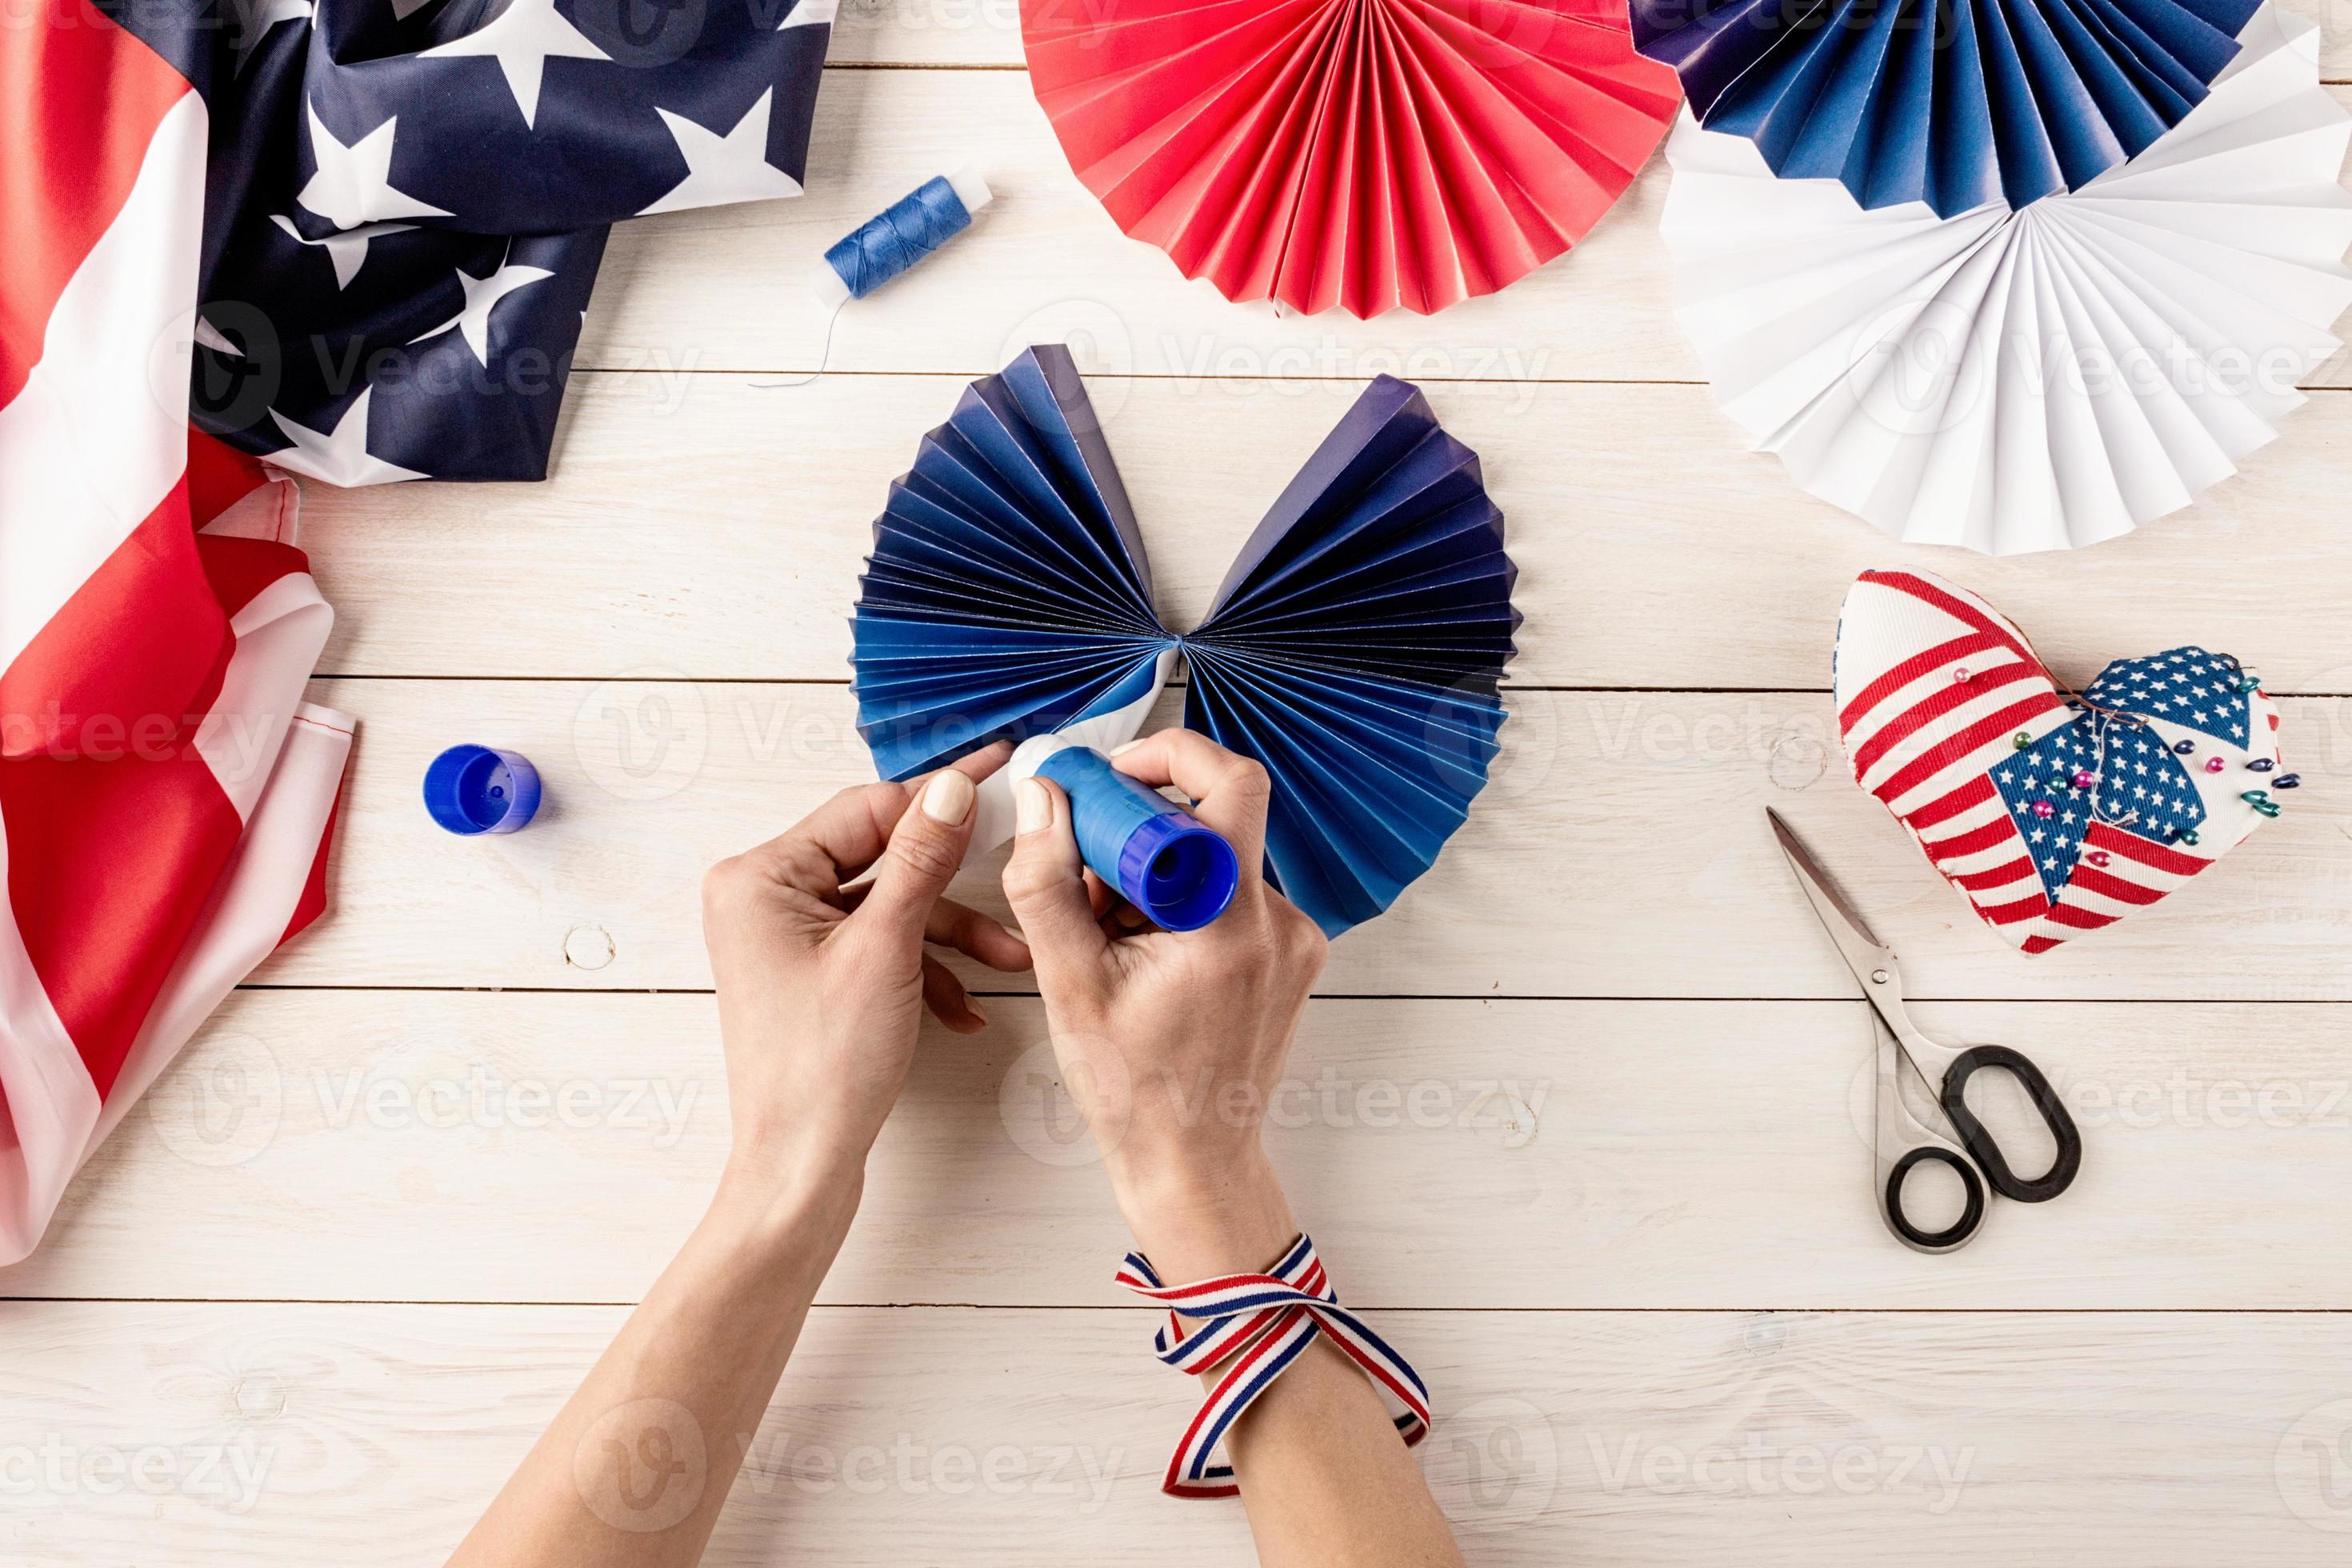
[423,744,542,834]
[1024,739,1239,932]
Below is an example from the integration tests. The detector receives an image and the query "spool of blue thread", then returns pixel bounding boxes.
[423,744,542,835]
[814,166,993,307]
[1026,742,1239,932]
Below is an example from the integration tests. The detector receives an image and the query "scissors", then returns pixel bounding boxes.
[1767,809,2083,1254]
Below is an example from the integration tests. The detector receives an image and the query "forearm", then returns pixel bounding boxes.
[449,1156,862,1568]
[1117,1151,1465,1568]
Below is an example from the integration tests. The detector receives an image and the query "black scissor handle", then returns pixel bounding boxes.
[1939,1045,2082,1204]
[1884,1146,1986,1251]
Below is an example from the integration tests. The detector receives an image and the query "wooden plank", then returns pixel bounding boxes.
[303,374,2352,690]
[581,69,1695,382]
[0,1300,2344,1564]
[821,0,2352,76]
[14,990,2352,1310]
[263,678,2352,1000]
[577,71,2352,384]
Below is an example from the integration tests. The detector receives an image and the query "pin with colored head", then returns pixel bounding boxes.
[1015,736,1238,932]
[423,744,542,834]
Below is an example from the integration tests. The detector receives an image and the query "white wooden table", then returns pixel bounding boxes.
[10,10,2352,1562]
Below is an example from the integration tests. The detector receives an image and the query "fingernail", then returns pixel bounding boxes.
[1015,776,1050,834]
[1109,740,1142,757]
[923,769,975,825]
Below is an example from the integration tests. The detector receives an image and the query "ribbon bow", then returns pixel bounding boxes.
[1115,1234,1432,1499]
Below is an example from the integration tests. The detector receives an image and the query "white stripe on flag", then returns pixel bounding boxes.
[0,91,205,671]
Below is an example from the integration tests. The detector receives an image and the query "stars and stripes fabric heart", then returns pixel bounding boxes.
[1116,1235,1431,1498]
[1834,570,2286,955]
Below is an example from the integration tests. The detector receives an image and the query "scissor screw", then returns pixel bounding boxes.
[1869,968,1890,986]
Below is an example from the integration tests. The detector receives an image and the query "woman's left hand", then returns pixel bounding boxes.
[700,742,1030,1190]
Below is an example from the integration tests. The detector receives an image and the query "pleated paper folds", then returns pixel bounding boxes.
[1662,3,2352,554]
[1022,0,1684,317]
[1634,0,2263,217]
[852,346,1520,934]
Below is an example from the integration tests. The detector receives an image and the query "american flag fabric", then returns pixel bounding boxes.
[1834,570,2284,956]
[1116,1235,1432,1498]
[2,0,827,1262]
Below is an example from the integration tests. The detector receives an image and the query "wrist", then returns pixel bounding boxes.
[1109,1145,1297,1283]
[712,1134,866,1264]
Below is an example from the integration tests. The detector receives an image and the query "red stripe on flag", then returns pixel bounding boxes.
[1921,810,2014,858]
[1837,631,1998,734]
[1873,693,2062,807]
[2020,935,2062,954]
[2066,865,2169,906]
[1848,658,2041,779]
[1954,856,2035,892]
[0,479,230,762]
[281,745,350,946]
[2087,822,2208,878]
[1906,774,1998,833]
[0,7,189,405]
[1976,890,2054,926]
[1857,570,2041,674]
[2045,902,2121,931]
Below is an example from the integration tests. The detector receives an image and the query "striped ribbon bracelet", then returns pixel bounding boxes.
[1115,1234,1432,1498]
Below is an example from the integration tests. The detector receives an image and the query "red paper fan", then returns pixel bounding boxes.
[1022,0,1682,318]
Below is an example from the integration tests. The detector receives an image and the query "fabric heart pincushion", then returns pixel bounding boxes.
[1834,570,2288,954]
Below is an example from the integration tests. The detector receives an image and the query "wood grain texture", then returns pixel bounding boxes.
[0,1301,2346,1565]
[572,70,2352,386]
[14,18,2352,1562]
[11,990,2351,1310]
[262,678,2352,1000]
[303,373,2352,689]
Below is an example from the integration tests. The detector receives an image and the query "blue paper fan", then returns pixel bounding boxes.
[850,346,1518,936]
[1630,0,2263,216]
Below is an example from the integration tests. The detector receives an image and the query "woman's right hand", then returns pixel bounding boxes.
[999,730,1328,1282]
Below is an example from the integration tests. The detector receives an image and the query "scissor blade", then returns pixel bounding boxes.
[1766,808,1891,961]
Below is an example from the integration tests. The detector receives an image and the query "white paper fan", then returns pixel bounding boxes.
[1661,3,2352,555]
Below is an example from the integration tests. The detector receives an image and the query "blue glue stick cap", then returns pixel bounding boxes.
[423,744,542,834]
[1032,743,1238,931]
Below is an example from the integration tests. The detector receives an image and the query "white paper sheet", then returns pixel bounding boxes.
[1661,4,2352,555]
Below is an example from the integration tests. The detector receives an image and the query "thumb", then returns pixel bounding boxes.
[1001,777,1108,974]
[858,768,981,946]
